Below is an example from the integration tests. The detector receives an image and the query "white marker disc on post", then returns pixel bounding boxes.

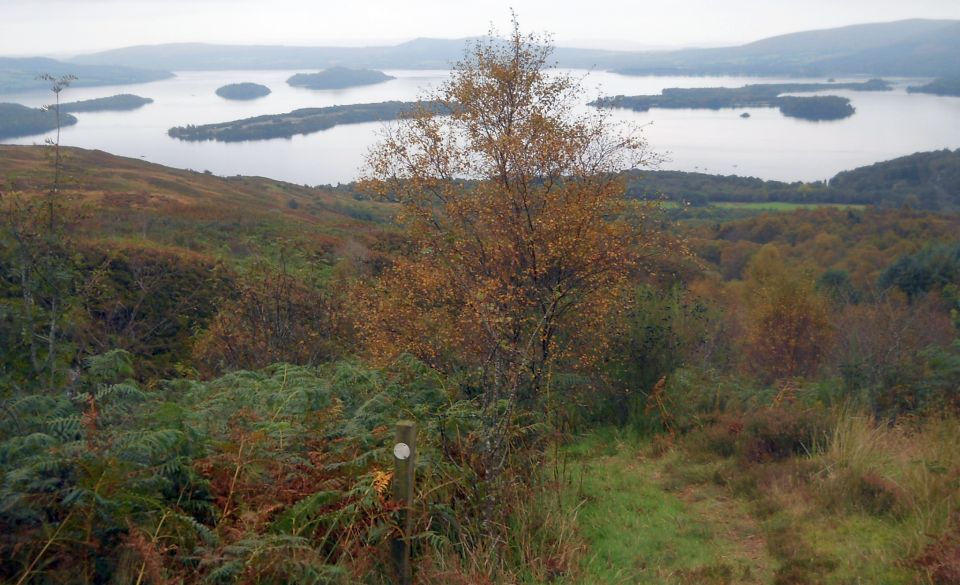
[394,442,411,460]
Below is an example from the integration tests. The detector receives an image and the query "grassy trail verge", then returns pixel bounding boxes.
[562,432,774,584]
[559,422,946,585]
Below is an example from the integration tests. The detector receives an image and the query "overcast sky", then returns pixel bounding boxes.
[2,0,959,57]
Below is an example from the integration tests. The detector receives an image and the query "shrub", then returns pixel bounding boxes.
[193,260,349,376]
[642,367,771,435]
[603,285,714,427]
[685,416,740,458]
[683,403,833,466]
[740,405,833,462]
[831,294,955,417]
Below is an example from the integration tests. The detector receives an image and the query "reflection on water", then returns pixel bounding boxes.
[2,69,959,184]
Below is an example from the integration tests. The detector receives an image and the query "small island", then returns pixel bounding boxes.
[286,66,395,90]
[0,103,78,139]
[777,96,855,121]
[60,94,154,113]
[590,79,890,121]
[215,82,271,100]
[168,100,447,142]
[907,77,960,97]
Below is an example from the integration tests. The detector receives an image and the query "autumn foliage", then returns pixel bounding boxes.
[193,258,347,376]
[743,246,834,382]
[359,19,661,405]
[5,19,960,585]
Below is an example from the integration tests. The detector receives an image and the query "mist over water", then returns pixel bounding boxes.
[2,69,958,184]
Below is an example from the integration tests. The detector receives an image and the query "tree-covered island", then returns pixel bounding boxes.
[591,79,891,121]
[286,66,395,90]
[0,103,78,139]
[60,94,154,112]
[215,82,271,100]
[907,77,960,97]
[167,100,447,141]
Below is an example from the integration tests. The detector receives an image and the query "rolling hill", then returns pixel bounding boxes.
[628,149,960,211]
[0,145,391,258]
[613,19,960,76]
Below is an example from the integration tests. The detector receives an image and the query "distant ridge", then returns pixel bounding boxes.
[613,19,960,77]
[68,39,470,71]
[0,57,172,93]
[628,148,960,211]
[66,19,960,77]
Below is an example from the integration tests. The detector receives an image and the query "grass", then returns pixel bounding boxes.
[562,429,774,584]
[657,201,866,211]
[804,514,915,584]
[714,202,867,211]
[660,200,869,223]
[560,416,960,584]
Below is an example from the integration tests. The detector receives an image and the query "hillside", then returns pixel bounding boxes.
[0,145,391,252]
[828,149,960,209]
[0,57,172,93]
[68,19,960,77]
[0,143,398,388]
[4,141,960,583]
[6,146,956,233]
[628,148,960,210]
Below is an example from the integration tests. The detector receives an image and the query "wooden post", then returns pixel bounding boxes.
[391,420,416,585]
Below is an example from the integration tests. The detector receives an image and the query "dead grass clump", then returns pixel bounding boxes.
[676,563,735,584]
[820,414,960,530]
[916,514,960,585]
[854,471,909,516]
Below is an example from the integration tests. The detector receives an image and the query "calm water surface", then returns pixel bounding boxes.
[2,69,959,184]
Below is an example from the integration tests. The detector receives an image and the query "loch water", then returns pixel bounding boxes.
[2,69,959,185]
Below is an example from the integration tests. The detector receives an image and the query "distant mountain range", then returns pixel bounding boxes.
[67,19,960,77]
[2,19,958,95]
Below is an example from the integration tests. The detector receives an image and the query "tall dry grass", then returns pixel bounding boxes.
[820,411,960,554]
